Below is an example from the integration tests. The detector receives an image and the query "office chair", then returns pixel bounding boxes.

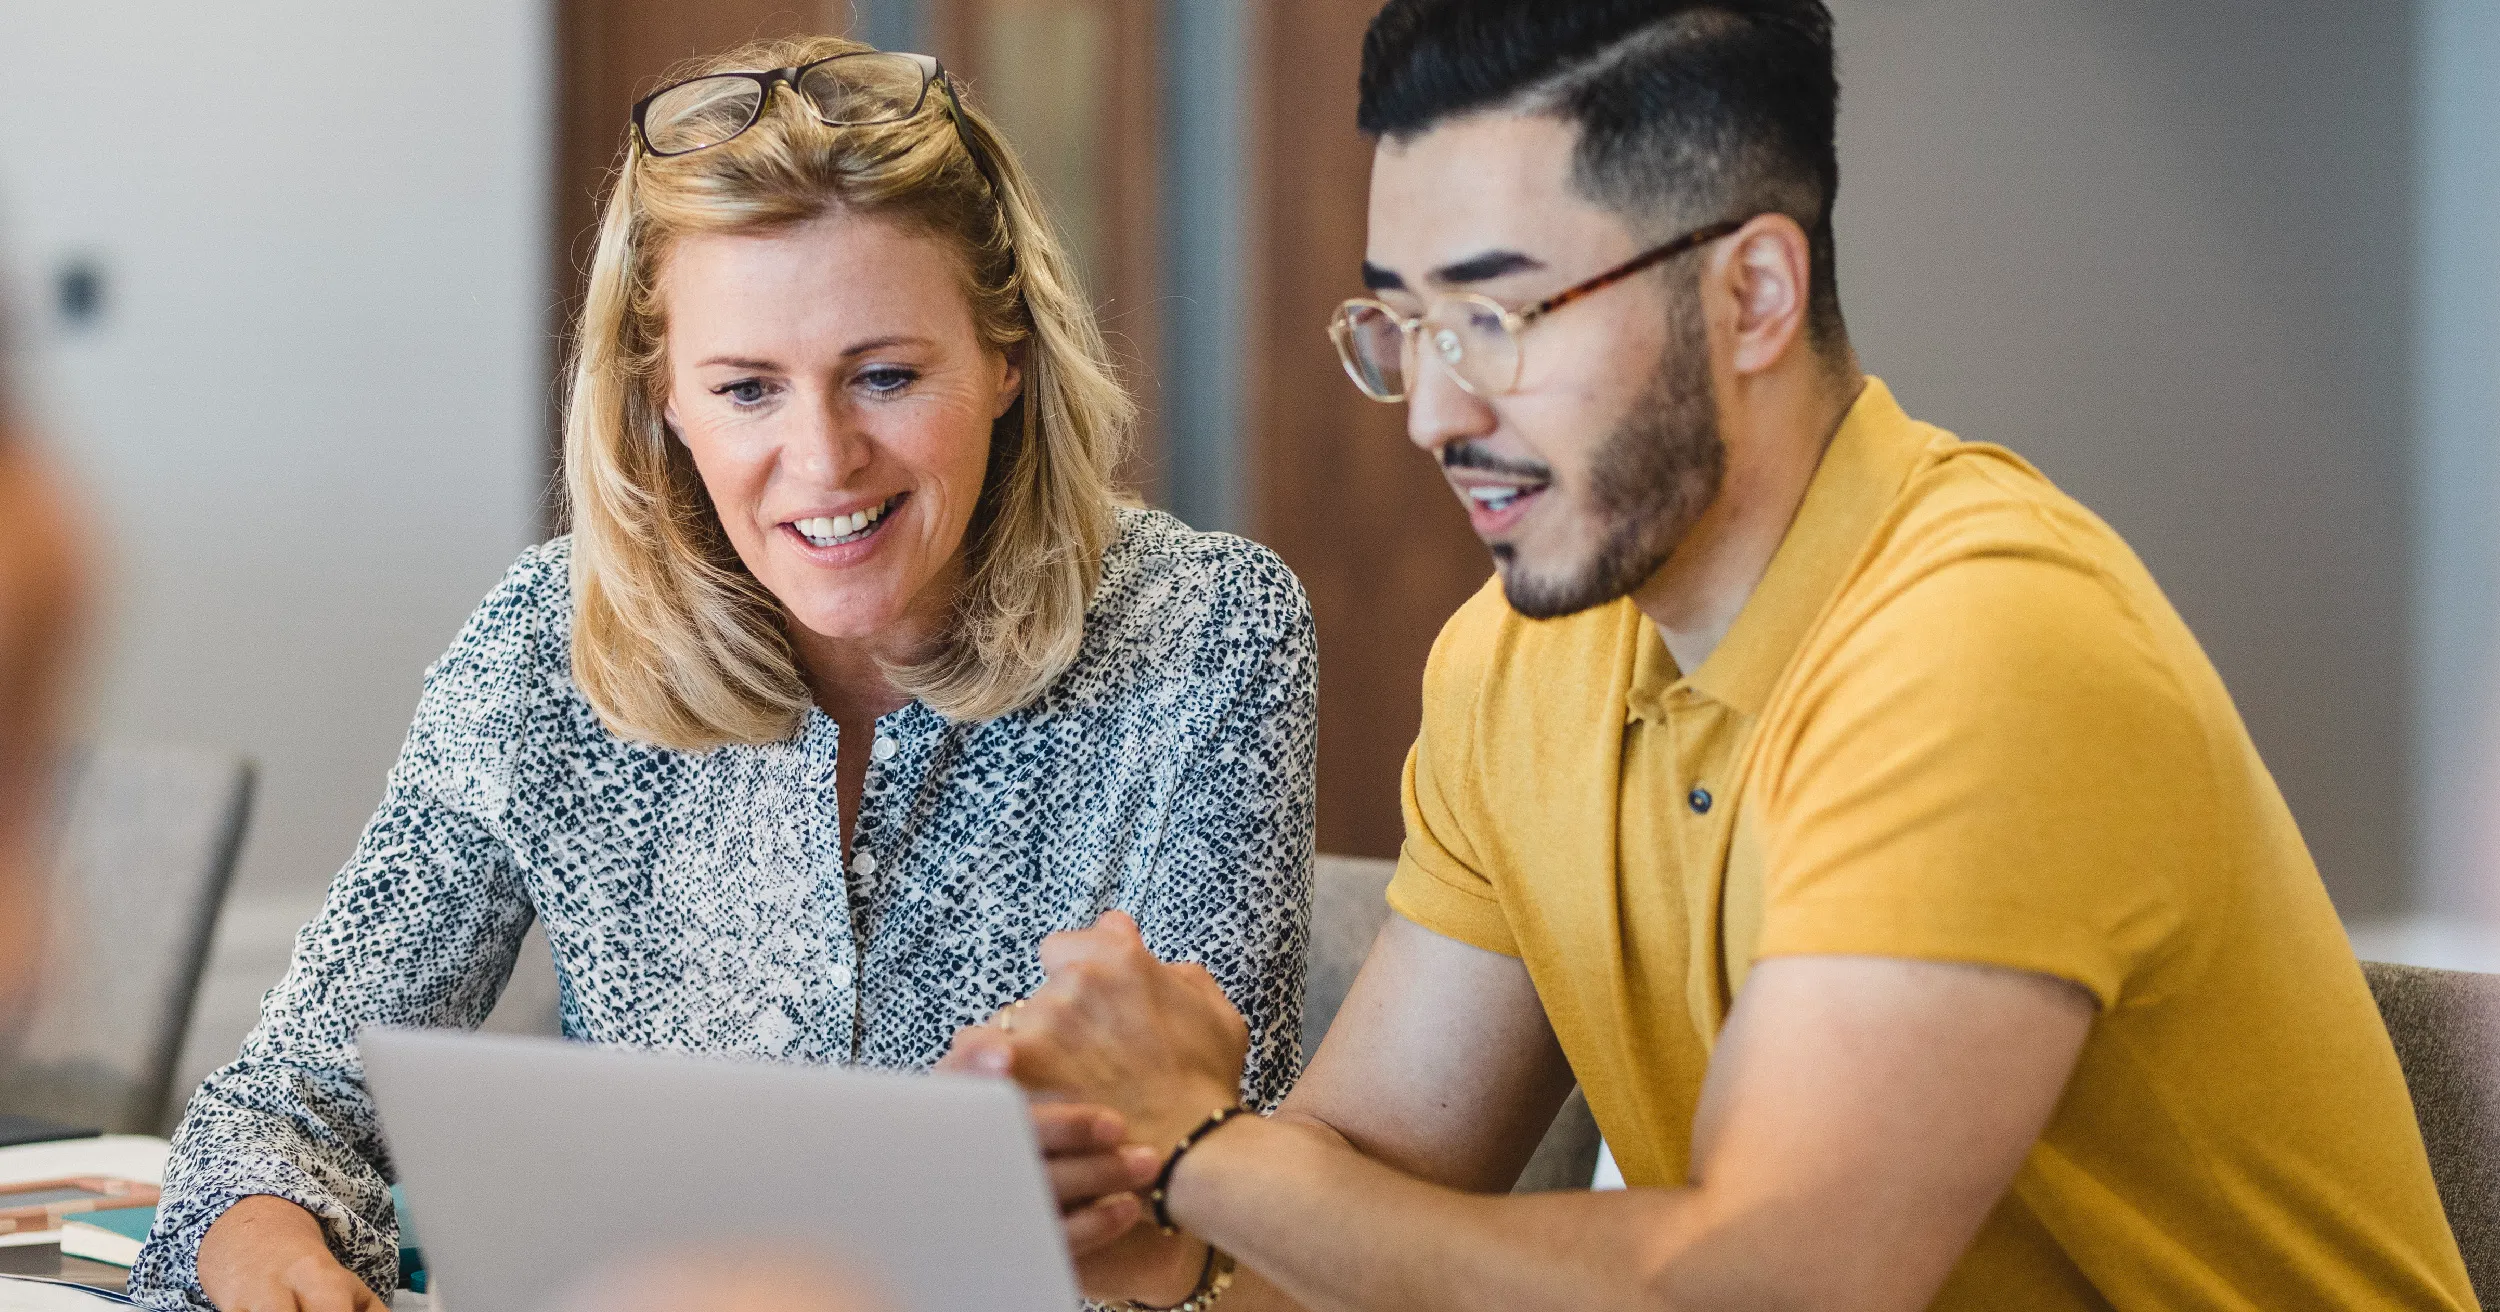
[0,742,254,1135]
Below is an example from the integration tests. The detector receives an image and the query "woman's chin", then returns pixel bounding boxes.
[780,597,912,644]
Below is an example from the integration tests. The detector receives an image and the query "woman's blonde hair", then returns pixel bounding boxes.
[564,34,1132,750]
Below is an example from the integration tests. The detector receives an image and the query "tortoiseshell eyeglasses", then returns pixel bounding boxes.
[1329,218,1749,403]
[631,50,1002,198]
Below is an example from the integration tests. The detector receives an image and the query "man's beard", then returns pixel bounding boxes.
[1498,298,1725,621]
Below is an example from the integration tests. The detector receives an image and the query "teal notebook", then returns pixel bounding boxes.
[392,1184,426,1292]
[58,1205,154,1267]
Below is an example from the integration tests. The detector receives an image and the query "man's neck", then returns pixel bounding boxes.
[1632,363,1867,675]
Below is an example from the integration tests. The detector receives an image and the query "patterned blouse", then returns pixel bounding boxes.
[129,508,1317,1309]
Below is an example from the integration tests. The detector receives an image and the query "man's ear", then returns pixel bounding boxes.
[1719,214,1814,376]
[995,343,1027,419]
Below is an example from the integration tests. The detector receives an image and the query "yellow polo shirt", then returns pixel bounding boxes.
[1387,379,2474,1308]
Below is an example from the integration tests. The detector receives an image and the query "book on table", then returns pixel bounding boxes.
[58,1205,155,1267]
[0,1178,161,1237]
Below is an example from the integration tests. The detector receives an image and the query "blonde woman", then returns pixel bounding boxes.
[133,37,1314,1312]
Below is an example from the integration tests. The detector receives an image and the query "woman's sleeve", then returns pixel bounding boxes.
[128,555,556,1310]
[1127,547,1318,1113]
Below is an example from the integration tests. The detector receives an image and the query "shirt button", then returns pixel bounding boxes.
[830,962,854,989]
[1687,786,1714,815]
[851,851,879,876]
[872,735,898,762]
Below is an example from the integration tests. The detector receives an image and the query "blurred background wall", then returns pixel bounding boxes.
[2417,0,2500,934]
[1,0,2493,1122]
[1831,0,2419,918]
[0,1,552,1098]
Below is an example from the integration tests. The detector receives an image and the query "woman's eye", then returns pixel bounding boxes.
[857,366,918,396]
[713,379,773,408]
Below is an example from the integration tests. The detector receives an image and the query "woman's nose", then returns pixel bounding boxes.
[785,391,875,483]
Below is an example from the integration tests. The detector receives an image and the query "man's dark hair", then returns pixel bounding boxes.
[1359,0,1846,348]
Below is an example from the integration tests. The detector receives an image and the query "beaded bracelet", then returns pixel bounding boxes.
[1110,1244,1237,1312]
[1147,1105,1251,1235]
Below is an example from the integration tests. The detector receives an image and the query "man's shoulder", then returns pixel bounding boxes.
[1786,436,2206,743]
[1876,437,2144,586]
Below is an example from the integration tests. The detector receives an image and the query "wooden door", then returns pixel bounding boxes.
[928,0,1166,498]
[1247,1,1492,859]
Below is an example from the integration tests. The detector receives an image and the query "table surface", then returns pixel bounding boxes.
[0,1138,445,1310]
[0,1135,168,1300]
[0,1241,128,1294]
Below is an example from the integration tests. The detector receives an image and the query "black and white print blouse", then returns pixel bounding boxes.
[129,507,1317,1309]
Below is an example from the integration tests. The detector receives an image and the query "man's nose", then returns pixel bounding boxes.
[1404,350,1498,459]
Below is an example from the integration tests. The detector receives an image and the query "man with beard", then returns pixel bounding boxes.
[946,2,2478,1308]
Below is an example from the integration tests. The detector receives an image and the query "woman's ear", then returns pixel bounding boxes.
[994,343,1027,419]
[661,398,684,444]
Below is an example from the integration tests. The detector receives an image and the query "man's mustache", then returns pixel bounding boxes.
[1440,442,1553,482]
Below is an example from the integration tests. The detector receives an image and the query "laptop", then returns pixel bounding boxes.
[361,1027,1082,1312]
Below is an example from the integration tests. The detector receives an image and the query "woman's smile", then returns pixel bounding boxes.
[783,491,909,556]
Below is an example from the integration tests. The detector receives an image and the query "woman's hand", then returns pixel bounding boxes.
[940,999,1208,1305]
[939,912,1250,1304]
[196,1195,387,1312]
[953,912,1250,1148]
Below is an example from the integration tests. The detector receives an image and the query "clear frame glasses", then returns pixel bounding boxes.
[633,50,972,161]
[1328,218,1749,403]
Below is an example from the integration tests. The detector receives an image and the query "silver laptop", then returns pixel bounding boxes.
[361,1027,1081,1312]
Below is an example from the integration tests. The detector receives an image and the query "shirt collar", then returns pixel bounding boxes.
[1627,376,1936,723]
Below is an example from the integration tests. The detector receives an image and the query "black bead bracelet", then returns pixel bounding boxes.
[1148,1105,1251,1235]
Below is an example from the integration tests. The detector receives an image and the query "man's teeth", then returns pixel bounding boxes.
[1468,486,1540,512]
[793,500,889,545]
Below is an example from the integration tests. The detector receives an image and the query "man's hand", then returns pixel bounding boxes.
[947,911,1248,1148]
[196,1195,387,1311]
[938,913,1247,1304]
[1023,1102,1161,1251]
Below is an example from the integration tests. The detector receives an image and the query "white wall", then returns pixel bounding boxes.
[0,2,550,903]
[2415,0,2500,928]
[1828,0,2419,919]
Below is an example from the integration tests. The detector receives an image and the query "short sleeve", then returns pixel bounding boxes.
[1752,551,2200,1009]
[1386,588,1518,957]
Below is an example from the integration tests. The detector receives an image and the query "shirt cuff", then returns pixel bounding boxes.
[1755,891,2129,1010]
[132,1171,397,1310]
[1386,844,1519,958]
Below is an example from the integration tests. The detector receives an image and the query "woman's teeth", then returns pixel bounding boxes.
[793,499,890,547]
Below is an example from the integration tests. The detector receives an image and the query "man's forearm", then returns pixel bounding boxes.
[1167,1113,1731,1312]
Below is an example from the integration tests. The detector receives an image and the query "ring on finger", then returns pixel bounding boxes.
[998,999,1030,1033]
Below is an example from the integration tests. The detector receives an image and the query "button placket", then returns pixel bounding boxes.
[798,710,859,1060]
[835,706,921,1061]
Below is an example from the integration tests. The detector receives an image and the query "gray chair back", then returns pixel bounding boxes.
[1,743,254,1134]
[1304,854,1602,1193]
[2363,959,2498,1307]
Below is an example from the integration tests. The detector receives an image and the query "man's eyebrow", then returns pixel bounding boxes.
[1361,261,1405,292]
[1430,249,1546,286]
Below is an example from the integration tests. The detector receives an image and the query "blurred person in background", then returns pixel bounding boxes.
[955,1,2478,1309]
[127,35,1315,1312]
[543,1248,894,1312]
[0,327,87,1039]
